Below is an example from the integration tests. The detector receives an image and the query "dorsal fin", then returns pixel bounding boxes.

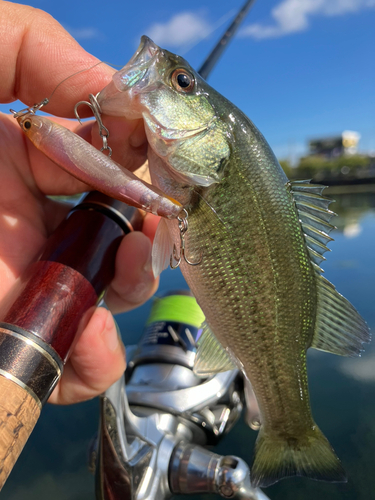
[289,182,370,356]
[290,180,336,273]
[311,275,370,356]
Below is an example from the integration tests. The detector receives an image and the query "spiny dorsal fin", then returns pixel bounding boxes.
[301,223,334,246]
[193,322,236,377]
[290,180,336,273]
[311,274,370,356]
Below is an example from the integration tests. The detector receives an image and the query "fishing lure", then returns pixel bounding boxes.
[12,101,182,219]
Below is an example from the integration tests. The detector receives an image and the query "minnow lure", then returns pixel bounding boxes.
[14,104,181,219]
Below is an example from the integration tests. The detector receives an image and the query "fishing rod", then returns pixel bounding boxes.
[198,0,257,79]
[0,0,257,491]
[0,193,140,489]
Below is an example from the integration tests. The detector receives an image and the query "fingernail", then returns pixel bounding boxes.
[104,313,120,352]
[143,245,153,274]
[126,259,155,305]
[114,318,126,358]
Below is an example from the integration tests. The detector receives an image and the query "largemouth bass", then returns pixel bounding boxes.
[97,36,370,487]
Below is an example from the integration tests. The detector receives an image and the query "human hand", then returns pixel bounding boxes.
[0,2,156,405]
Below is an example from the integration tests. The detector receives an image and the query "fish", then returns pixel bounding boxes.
[96,36,370,487]
[16,113,182,219]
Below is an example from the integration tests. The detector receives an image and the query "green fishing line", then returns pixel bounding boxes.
[147,295,205,327]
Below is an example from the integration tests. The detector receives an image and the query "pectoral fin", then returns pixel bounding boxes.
[151,218,173,278]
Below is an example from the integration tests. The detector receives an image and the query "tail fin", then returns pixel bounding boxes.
[250,425,347,488]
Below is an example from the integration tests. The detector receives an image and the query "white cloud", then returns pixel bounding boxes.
[340,354,375,382]
[240,0,375,40]
[65,26,103,41]
[343,222,362,238]
[145,12,212,48]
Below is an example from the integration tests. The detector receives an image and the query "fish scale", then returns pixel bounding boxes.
[97,35,369,488]
[179,151,316,433]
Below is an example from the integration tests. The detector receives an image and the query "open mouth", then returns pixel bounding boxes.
[112,36,160,92]
[97,37,161,118]
[133,36,159,65]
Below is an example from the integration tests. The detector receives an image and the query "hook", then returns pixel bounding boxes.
[74,93,112,157]
[10,98,49,119]
[170,209,203,269]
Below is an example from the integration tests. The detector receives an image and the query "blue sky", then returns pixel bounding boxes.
[3,0,374,160]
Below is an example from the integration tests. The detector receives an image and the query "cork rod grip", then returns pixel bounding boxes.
[0,376,40,489]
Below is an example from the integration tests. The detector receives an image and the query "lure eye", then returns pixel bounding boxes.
[23,119,32,130]
[171,69,195,93]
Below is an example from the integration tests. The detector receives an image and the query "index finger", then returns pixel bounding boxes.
[0,1,115,117]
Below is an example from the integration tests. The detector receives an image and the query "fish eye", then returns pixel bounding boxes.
[23,119,32,130]
[171,69,195,93]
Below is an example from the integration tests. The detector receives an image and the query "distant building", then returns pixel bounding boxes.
[308,130,360,158]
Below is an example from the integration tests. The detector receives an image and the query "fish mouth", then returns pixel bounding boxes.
[112,36,160,92]
[97,36,161,118]
[133,36,159,66]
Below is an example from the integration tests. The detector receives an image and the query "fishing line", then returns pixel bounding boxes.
[10,61,119,119]
[44,60,123,109]
[181,8,237,56]
[195,190,226,228]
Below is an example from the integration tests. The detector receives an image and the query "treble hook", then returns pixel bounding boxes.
[10,98,49,119]
[170,209,203,269]
[74,93,112,157]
